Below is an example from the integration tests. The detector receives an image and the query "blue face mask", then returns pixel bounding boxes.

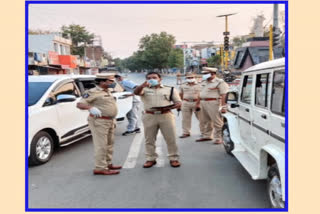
[147,79,159,87]
[108,82,117,88]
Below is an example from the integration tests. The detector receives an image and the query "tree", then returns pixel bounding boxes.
[61,24,95,56]
[168,48,183,69]
[138,32,176,70]
[232,36,246,48]
[207,55,221,67]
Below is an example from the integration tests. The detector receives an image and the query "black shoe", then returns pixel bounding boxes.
[134,128,141,133]
[122,130,135,136]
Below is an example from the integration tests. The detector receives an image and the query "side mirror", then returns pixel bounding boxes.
[230,103,240,108]
[56,94,76,103]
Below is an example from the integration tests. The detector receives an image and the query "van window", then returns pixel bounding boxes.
[271,70,285,116]
[240,75,253,104]
[255,73,270,108]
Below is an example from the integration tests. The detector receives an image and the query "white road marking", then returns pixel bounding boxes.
[155,133,165,167]
[122,128,145,169]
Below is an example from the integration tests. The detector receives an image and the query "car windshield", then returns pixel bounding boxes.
[28,82,52,106]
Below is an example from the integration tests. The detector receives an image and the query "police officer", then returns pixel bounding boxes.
[134,71,182,168]
[179,73,205,138]
[77,73,122,175]
[196,67,229,144]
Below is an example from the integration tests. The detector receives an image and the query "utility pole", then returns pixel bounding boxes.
[217,13,237,70]
[269,25,273,60]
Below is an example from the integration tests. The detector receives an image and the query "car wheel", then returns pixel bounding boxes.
[29,131,54,165]
[267,164,285,208]
[222,123,234,155]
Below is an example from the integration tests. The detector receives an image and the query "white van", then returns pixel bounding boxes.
[222,58,286,208]
[28,75,133,165]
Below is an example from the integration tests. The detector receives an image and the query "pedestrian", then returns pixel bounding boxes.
[134,71,182,168]
[196,67,229,144]
[115,74,142,136]
[76,73,122,175]
[179,73,205,138]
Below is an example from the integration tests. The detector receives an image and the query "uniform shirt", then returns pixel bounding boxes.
[139,85,181,111]
[179,83,202,100]
[79,86,118,118]
[200,77,229,99]
[118,79,141,103]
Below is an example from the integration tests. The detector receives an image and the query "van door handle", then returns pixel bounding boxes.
[281,122,285,128]
[245,108,249,112]
[261,114,267,119]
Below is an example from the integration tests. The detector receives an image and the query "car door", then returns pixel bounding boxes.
[238,74,255,152]
[269,69,285,145]
[251,71,272,154]
[48,80,88,140]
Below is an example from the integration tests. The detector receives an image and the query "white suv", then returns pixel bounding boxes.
[28,75,133,165]
[222,58,286,208]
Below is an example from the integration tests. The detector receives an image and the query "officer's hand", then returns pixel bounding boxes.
[219,105,227,114]
[89,107,102,117]
[141,81,150,88]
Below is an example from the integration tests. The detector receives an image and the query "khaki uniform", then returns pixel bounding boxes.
[199,78,229,140]
[179,83,205,135]
[79,86,118,170]
[139,85,181,161]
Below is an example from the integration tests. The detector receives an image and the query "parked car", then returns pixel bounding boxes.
[222,58,286,208]
[28,75,133,166]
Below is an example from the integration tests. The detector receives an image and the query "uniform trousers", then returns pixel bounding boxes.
[200,100,224,140]
[142,112,179,161]
[88,117,115,170]
[181,101,205,135]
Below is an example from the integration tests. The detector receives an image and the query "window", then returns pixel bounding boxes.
[271,70,285,116]
[60,44,64,55]
[48,82,80,103]
[240,75,253,104]
[255,73,270,107]
[54,43,58,53]
[65,46,70,55]
[28,82,53,106]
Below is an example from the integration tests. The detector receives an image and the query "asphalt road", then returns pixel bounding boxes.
[28,111,270,209]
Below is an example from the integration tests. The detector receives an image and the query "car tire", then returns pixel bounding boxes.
[222,123,234,156]
[267,164,285,208]
[29,131,54,166]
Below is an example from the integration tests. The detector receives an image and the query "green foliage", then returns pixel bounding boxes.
[61,24,95,56]
[232,36,246,48]
[168,48,183,69]
[138,32,176,70]
[207,55,221,67]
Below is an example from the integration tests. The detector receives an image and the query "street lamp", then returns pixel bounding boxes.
[217,13,237,70]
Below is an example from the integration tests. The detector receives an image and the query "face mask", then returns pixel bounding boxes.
[107,82,117,88]
[202,74,211,81]
[147,79,159,87]
[186,78,196,83]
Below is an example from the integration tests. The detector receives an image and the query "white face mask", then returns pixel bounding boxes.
[186,78,196,83]
[202,74,211,80]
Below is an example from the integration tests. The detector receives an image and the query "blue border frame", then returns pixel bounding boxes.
[25,0,289,212]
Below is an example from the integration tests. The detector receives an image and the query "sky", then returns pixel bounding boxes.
[29,3,285,59]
